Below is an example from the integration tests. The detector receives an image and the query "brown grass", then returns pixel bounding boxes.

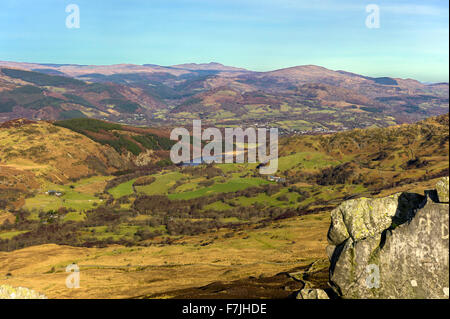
[0,212,330,299]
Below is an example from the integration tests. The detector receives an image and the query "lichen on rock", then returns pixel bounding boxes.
[296,288,329,299]
[436,176,449,203]
[327,177,449,299]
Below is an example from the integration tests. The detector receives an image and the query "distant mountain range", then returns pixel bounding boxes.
[0,61,448,131]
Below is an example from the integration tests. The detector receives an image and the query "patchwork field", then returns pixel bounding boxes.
[0,114,448,299]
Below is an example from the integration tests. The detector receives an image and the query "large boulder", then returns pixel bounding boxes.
[327,177,449,299]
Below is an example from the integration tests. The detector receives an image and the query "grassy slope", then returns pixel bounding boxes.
[24,176,111,212]
[0,212,329,299]
[0,121,127,207]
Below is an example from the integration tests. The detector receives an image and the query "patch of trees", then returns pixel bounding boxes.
[98,134,142,156]
[55,118,122,133]
[63,93,96,108]
[1,68,85,87]
[0,99,16,113]
[58,110,86,120]
[315,163,362,186]
[132,134,175,151]
[99,99,140,113]
[182,164,223,179]
[198,179,215,187]
[105,165,167,191]
[24,96,64,110]
[56,118,174,155]
[132,176,156,187]
[404,157,429,169]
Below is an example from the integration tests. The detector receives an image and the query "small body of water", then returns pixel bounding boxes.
[180,155,223,167]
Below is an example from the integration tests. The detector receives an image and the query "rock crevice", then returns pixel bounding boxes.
[327,177,449,299]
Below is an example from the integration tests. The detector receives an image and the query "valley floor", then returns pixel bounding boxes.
[0,212,329,299]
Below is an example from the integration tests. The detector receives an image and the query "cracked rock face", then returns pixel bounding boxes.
[327,177,449,299]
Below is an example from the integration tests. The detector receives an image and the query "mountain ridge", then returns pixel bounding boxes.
[0,61,448,131]
[1,60,448,83]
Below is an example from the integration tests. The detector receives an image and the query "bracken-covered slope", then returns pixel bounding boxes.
[0,119,129,206]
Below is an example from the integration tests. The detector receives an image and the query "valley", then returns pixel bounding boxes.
[0,112,448,298]
[1,0,448,302]
[0,60,448,299]
[0,62,448,132]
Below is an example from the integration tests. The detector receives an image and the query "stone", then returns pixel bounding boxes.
[327,178,449,299]
[327,192,424,246]
[296,288,329,299]
[0,285,47,299]
[436,176,449,203]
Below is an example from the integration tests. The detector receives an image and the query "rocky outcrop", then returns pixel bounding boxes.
[0,285,47,299]
[296,288,329,299]
[130,149,159,167]
[327,177,449,299]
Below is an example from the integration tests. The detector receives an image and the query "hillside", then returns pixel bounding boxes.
[0,119,129,208]
[53,118,174,158]
[0,61,447,130]
[0,114,446,246]
[279,113,449,192]
[0,118,174,209]
[0,68,163,123]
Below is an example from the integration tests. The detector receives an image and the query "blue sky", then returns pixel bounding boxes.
[0,0,448,82]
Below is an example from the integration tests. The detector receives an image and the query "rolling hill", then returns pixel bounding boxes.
[278,113,449,192]
[0,118,174,209]
[0,68,164,123]
[0,61,447,131]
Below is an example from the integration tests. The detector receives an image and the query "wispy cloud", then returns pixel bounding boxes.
[383,4,446,16]
[208,0,447,16]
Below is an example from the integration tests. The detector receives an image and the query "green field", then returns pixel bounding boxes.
[168,177,270,200]
[0,230,29,240]
[63,211,87,222]
[204,201,234,211]
[108,178,137,198]
[135,171,184,196]
[277,152,340,171]
[111,166,271,201]
[24,193,101,212]
[24,177,109,212]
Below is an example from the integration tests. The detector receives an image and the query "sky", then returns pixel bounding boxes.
[0,0,448,82]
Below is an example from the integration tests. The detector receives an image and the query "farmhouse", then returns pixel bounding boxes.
[267,176,285,183]
[46,190,63,197]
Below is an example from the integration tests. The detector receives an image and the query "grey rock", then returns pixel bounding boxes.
[436,176,449,203]
[296,288,329,299]
[0,285,47,299]
[328,192,424,246]
[328,177,449,299]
